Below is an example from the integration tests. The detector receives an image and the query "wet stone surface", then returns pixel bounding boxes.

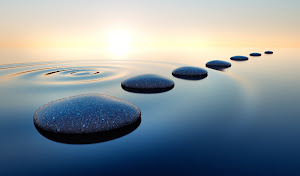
[121,74,175,93]
[250,53,261,56]
[206,60,231,70]
[172,66,208,80]
[230,56,249,61]
[265,51,273,54]
[33,94,141,134]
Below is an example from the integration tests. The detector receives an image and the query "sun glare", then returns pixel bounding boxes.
[108,30,132,57]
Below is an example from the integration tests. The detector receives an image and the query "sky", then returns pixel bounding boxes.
[0,0,299,48]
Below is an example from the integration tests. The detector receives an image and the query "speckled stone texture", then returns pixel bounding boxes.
[172,66,208,80]
[265,51,273,54]
[250,53,261,56]
[121,74,175,93]
[206,60,231,70]
[33,94,141,134]
[230,56,249,61]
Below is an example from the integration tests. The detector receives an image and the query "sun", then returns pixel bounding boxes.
[108,30,132,57]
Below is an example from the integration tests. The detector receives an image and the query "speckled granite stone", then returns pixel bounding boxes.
[33,94,141,134]
[230,56,249,61]
[250,53,261,56]
[121,74,174,93]
[172,66,208,80]
[206,60,231,70]
[265,51,273,54]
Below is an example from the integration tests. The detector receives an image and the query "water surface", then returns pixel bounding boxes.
[0,47,299,176]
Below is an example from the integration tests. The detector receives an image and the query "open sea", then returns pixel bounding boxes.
[0,47,299,176]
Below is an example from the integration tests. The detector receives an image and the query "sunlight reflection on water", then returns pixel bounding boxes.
[0,47,300,176]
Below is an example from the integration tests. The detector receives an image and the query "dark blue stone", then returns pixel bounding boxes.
[250,53,261,56]
[172,66,208,80]
[265,51,273,54]
[230,56,249,61]
[35,118,141,144]
[206,60,231,70]
[34,94,141,136]
[121,74,175,93]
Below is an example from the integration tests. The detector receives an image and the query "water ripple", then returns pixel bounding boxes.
[0,60,181,86]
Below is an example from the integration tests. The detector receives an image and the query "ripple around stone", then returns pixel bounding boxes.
[33,94,141,144]
[250,53,261,56]
[121,74,175,93]
[230,56,249,61]
[172,66,208,80]
[265,51,273,54]
[206,60,231,70]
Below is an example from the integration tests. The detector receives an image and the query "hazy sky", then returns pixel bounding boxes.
[0,0,299,48]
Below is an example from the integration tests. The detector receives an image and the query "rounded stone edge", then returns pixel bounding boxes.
[205,60,231,69]
[230,56,249,61]
[34,117,142,144]
[121,74,175,93]
[250,53,261,56]
[121,82,175,93]
[265,51,273,54]
[33,93,142,134]
[172,70,208,80]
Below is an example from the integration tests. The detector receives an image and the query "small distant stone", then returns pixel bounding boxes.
[230,56,249,61]
[265,51,273,54]
[250,53,261,56]
[206,60,231,70]
[172,66,208,80]
[121,74,174,93]
[33,94,141,134]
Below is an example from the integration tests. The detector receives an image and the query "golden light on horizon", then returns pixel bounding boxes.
[0,1,300,48]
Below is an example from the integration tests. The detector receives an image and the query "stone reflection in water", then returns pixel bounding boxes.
[265,51,273,54]
[35,117,141,144]
[33,94,141,144]
[206,60,231,71]
[172,66,208,80]
[250,53,261,56]
[230,56,249,61]
[121,74,175,93]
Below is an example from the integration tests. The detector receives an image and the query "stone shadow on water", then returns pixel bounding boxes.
[206,60,231,71]
[205,66,227,71]
[121,74,175,93]
[171,66,208,80]
[172,74,207,80]
[34,117,141,144]
[121,85,174,93]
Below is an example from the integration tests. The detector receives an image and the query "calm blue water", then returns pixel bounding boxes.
[0,48,299,176]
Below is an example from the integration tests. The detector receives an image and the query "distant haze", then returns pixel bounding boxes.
[0,0,299,48]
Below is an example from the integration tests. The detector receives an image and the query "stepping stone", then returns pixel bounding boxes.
[265,51,273,54]
[121,74,174,93]
[250,53,261,56]
[230,56,249,61]
[36,119,141,144]
[206,60,231,70]
[33,94,141,143]
[172,66,208,80]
